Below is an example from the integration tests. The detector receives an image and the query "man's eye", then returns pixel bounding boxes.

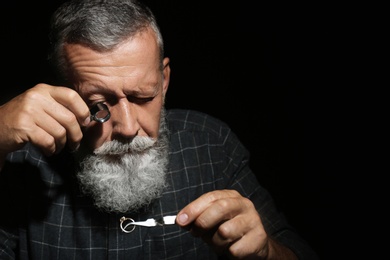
[127,96,154,104]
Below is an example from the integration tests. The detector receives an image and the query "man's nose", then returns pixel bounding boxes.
[111,99,140,139]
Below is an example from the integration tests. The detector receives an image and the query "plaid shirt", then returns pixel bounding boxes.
[0,109,318,260]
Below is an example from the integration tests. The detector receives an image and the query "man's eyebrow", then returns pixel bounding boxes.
[80,82,160,97]
[125,85,160,96]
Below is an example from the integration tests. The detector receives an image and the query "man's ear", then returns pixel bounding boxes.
[162,57,170,95]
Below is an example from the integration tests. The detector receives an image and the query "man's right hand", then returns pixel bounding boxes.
[0,84,90,163]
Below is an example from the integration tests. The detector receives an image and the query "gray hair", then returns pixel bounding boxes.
[48,0,164,83]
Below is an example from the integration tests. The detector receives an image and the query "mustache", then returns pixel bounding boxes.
[94,137,156,155]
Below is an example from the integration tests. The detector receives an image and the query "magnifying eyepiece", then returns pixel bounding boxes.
[90,102,111,123]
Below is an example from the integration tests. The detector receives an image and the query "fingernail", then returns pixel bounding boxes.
[84,116,91,126]
[177,213,189,224]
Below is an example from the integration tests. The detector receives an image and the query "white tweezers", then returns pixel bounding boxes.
[120,215,177,233]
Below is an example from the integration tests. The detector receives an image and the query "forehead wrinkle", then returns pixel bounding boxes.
[65,30,161,97]
[79,75,159,99]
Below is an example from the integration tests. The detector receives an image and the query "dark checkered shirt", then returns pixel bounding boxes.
[0,109,318,259]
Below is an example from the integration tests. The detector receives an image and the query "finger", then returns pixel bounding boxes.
[27,124,58,156]
[200,226,230,256]
[34,112,70,154]
[227,227,268,259]
[42,99,84,151]
[176,190,241,226]
[189,196,244,237]
[0,100,58,155]
[11,107,68,155]
[35,85,89,151]
[208,213,262,252]
[47,86,91,126]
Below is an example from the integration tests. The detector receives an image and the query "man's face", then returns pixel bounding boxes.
[64,27,170,151]
[64,28,171,213]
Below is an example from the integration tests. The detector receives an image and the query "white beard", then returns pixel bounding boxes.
[76,112,169,213]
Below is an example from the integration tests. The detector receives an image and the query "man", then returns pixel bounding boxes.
[0,0,318,259]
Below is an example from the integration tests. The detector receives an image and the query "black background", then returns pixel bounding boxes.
[2,1,343,259]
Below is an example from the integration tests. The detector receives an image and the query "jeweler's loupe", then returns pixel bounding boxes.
[90,102,111,123]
